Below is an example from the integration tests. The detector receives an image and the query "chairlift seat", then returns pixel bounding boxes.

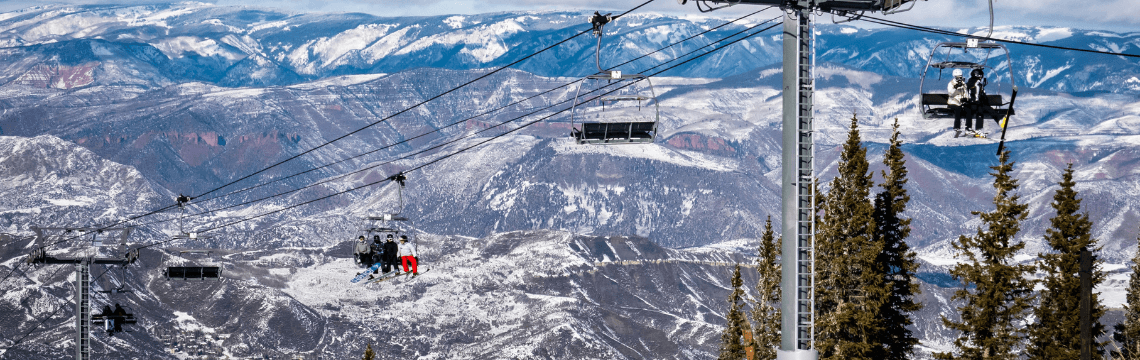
[92,314,136,325]
[585,73,646,81]
[164,266,221,280]
[920,93,1013,119]
[600,95,651,102]
[930,61,986,70]
[365,215,408,222]
[574,122,656,144]
[938,42,1006,50]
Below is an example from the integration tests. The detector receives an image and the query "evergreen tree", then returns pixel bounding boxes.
[935,150,1034,360]
[815,115,888,360]
[872,119,922,360]
[362,342,376,360]
[1113,225,1140,359]
[719,265,751,360]
[751,216,781,360]
[1027,164,1106,359]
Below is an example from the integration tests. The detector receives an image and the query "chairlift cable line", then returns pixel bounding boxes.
[0,299,67,352]
[132,19,784,250]
[133,18,784,250]
[28,0,661,250]
[129,14,784,233]
[855,15,1140,59]
[54,9,777,251]
[185,0,657,203]
[0,265,71,351]
[187,7,771,208]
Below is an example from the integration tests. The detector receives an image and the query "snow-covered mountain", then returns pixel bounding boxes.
[1,3,1139,358]
[0,3,1134,92]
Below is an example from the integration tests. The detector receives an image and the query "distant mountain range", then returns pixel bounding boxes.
[0,4,1135,92]
[0,3,1138,359]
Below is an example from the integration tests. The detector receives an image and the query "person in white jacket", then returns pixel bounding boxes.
[398,235,419,275]
[947,68,973,136]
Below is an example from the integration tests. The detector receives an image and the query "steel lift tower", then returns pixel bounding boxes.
[26,227,138,360]
[679,1,916,358]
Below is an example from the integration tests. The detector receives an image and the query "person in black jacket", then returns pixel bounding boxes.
[382,234,400,274]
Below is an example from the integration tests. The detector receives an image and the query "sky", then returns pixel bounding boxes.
[0,0,1136,33]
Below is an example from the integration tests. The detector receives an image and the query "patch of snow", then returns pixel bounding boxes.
[1034,27,1072,42]
[550,141,737,172]
[152,36,245,61]
[444,16,465,29]
[286,73,387,90]
[45,197,94,206]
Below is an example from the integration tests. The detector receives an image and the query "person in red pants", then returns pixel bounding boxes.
[397,235,419,275]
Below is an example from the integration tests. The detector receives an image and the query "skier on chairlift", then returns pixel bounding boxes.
[398,235,419,276]
[354,236,370,266]
[99,305,115,333]
[948,69,973,137]
[382,234,400,274]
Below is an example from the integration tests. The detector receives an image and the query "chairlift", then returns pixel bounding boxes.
[918,0,1019,148]
[918,40,1017,122]
[354,173,417,266]
[569,11,661,145]
[164,231,222,280]
[92,303,137,335]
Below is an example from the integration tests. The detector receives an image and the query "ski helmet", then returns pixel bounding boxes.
[952,69,963,77]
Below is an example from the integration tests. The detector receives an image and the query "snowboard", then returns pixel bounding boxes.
[350,263,383,283]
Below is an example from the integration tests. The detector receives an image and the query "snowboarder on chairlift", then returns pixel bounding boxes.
[354,236,370,266]
[370,236,384,272]
[947,68,973,137]
[382,234,400,274]
[112,303,126,333]
[398,235,419,276]
[967,68,999,135]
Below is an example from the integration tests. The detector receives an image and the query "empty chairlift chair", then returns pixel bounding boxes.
[569,12,661,145]
[164,250,222,280]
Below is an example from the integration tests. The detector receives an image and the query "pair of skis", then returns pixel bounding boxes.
[351,265,429,285]
[367,268,430,284]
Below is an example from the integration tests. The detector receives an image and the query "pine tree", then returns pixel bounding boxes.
[1027,164,1106,359]
[719,265,752,360]
[751,216,781,360]
[815,114,888,360]
[934,150,1034,360]
[1113,225,1140,359]
[362,342,376,360]
[872,119,922,360]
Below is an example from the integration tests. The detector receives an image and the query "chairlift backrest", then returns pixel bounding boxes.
[164,248,222,281]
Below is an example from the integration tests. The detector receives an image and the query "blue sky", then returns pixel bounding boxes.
[0,0,1136,32]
